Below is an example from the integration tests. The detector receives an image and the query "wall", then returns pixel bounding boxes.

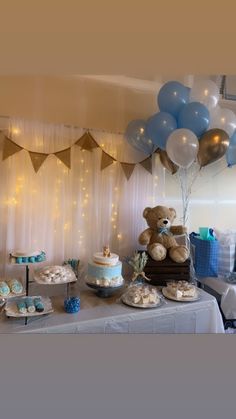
[0,75,236,234]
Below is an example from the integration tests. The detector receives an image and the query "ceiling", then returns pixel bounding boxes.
[1,75,236,130]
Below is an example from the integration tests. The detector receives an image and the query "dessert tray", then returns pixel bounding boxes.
[121,283,164,309]
[121,293,164,309]
[4,296,53,317]
[34,265,77,285]
[162,286,200,302]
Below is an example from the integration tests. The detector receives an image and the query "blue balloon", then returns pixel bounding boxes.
[146,112,177,150]
[178,102,210,137]
[157,81,189,117]
[125,119,155,155]
[226,130,236,167]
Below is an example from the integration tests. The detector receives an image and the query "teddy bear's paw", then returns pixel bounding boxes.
[148,243,167,261]
[169,245,189,263]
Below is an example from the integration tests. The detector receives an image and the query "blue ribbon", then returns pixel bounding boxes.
[157,227,172,236]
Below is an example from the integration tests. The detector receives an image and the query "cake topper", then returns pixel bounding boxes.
[103,245,111,257]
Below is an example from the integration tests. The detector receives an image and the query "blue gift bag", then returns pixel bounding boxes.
[190,232,219,277]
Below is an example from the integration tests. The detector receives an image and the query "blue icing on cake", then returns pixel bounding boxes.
[88,261,122,278]
[87,259,124,287]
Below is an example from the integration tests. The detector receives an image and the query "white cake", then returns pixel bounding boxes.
[93,252,119,266]
[124,284,160,306]
[86,247,124,288]
[166,281,196,299]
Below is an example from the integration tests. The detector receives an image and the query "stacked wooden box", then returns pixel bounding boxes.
[141,251,191,286]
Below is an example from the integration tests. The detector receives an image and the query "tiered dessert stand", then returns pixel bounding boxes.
[7,251,47,324]
[6,252,77,325]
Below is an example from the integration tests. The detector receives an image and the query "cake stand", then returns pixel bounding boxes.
[86,282,124,298]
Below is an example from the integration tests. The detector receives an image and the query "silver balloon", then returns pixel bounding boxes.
[190,79,219,110]
[197,128,229,167]
[166,128,199,168]
[209,106,236,138]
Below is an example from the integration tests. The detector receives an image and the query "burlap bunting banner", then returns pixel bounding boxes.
[29,151,48,173]
[54,148,71,169]
[139,157,152,174]
[121,162,135,180]
[76,131,99,151]
[101,151,115,170]
[2,136,23,160]
[1,130,155,179]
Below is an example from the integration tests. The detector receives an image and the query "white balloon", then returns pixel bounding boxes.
[166,129,199,169]
[190,79,219,110]
[209,106,236,137]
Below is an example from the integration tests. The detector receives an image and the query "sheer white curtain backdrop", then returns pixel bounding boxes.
[0,117,167,277]
[1,117,236,279]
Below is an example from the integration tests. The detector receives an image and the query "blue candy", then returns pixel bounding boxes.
[64,297,80,313]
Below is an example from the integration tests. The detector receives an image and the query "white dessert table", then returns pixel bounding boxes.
[0,283,225,333]
[197,276,236,327]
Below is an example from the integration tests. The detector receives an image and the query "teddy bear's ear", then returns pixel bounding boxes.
[143,207,152,219]
[169,208,176,220]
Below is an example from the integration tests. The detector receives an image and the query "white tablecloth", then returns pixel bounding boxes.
[0,284,225,333]
[198,276,236,319]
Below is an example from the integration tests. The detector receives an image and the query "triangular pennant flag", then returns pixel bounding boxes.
[54,148,71,169]
[101,151,115,171]
[29,151,48,173]
[121,162,135,180]
[2,137,23,160]
[75,131,98,151]
[140,157,152,174]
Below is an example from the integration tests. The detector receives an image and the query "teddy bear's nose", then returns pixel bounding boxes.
[163,220,168,225]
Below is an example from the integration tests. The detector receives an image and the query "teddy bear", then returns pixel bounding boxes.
[138,205,189,263]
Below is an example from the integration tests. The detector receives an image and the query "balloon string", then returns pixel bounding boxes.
[178,162,200,227]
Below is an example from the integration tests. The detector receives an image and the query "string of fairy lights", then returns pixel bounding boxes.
[1,121,159,255]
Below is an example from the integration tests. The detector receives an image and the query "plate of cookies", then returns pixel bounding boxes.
[4,296,53,317]
[34,265,77,285]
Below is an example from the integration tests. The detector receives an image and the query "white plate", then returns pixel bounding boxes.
[4,296,53,317]
[10,250,42,257]
[34,265,77,285]
[121,293,164,309]
[162,287,200,302]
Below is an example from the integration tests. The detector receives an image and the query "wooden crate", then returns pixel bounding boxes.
[140,251,191,286]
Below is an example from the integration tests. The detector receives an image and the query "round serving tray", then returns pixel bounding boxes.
[121,293,164,309]
[34,265,77,285]
[162,286,200,302]
[86,282,124,298]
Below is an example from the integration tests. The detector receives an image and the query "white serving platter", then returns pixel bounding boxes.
[34,265,77,285]
[162,286,200,302]
[4,296,53,317]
